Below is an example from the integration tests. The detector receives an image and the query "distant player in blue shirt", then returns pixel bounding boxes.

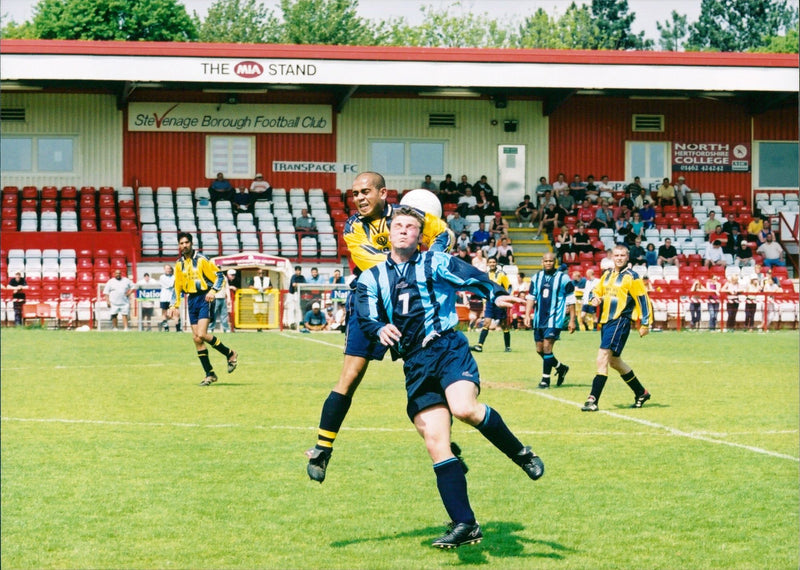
[356,207,545,549]
[524,252,576,388]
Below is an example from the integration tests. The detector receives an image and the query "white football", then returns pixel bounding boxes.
[400,189,442,219]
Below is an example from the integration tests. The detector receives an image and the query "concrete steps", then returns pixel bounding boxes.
[507,223,551,272]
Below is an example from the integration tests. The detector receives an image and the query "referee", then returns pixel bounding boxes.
[168,232,238,386]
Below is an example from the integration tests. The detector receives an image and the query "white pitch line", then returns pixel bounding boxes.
[508,385,800,462]
[279,331,344,349]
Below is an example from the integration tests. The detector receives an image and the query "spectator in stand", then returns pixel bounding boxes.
[721,213,741,235]
[455,230,471,252]
[482,237,498,260]
[534,176,553,203]
[471,222,490,249]
[570,270,587,313]
[721,274,742,332]
[454,247,472,264]
[439,173,459,204]
[289,265,306,294]
[474,175,495,207]
[656,177,676,207]
[657,238,679,267]
[625,176,645,197]
[209,172,234,204]
[448,211,469,236]
[552,173,568,194]
[233,187,252,213]
[645,243,658,266]
[496,236,515,266]
[537,189,557,224]
[475,189,495,217]
[708,225,729,249]
[618,191,635,213]
[674,176,691,206]
[557,187,577,216]
[209,271,232,333]
[706,275,721,331]
[724,227,744,256]
[756,224,772,247]
[688,278,704,330]
[307,266,324,284]
[330,302,346,333]
[7,271,27,326]
[584,175,599,203]
[137,272,157,331]
[629,211,645,240]
[420,174,438,193]
[703,240,727,268]
[103,269,134,331]
[457,188,478,217]
[329,269,345,284]
[576,199,595,226]
[538,202,560,241]
[489,211,509,241]
[734,240,755,267]
[597,175,613,194]
[569,174,587,203]
[703,211,722,239]
[554,226,575,264]
[471,248,488,272]
[589,199,614,230]
[515,195,536,228]
[743,275,761,331]
[249,173,273,202]
[629,235,647,266]
[296,208,318,236]
[757,233,786,268]
[746,216,764,243]
[456,174,472,196]
[633,187,653,211]
[761,274,782,330]
[572,223,593,255]
[470,257,514,353]
[614,212,632,244]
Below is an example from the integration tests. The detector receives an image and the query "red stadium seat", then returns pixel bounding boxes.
[2,207,17,219]
[76,284,94,299]
[80,194,96,208]
[2,194,18,207]
[80,186,96,196]
[94,258,110,269]
[41,186,58,200]
[99,194,115,208]
[60,199,77,211]
[99,208,116,220]
[100,220,118,231]
[80,207,96,220]
[80,220,97,231]
[2,186,19,195]
[99,186,115,195]
[21,186,38,199]
[120,219,137,231]
[61,186,77,199]
[2,219,17,231]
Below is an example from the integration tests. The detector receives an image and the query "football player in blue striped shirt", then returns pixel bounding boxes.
[524,252,576,388]
[356,207,544,549]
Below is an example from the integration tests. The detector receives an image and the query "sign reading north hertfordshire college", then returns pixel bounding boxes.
[672,142,751,173]
[127,103,332,133]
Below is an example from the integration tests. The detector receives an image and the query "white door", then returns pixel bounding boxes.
[497,145,526,210]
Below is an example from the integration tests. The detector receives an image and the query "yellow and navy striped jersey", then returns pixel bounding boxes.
[592,267,653,327]
[488,267,511,293]
[172,251,224,307]
[343,203,454,274]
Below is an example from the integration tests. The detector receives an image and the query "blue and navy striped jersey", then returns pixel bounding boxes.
[527,269,575,329]
[356,250,507,359]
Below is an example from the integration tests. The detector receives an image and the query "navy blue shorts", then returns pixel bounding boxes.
[343,290,388,360]
[186,293,211,325]
[533,327,562,342]
[403,331,480,422]
[160,301,171,311]
[483,303,507,322]
[599,318,631,357]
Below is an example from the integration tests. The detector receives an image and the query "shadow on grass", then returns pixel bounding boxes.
[610,402,670,410]
[331,520,575,562]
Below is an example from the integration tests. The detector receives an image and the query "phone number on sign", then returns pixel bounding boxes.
[673,165,728,172]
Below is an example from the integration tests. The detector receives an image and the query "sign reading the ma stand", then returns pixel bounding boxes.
[128,103,332,133]
[672,142,751,173]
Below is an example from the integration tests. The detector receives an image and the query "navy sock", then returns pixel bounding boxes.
[475,404,524,459]
[315,391,352,452]
[622,370,645,397]
[542,353,556,377]
[590,374,608,402]
[209,336,232,356]
[197,349,213,375]
[434,458,475,524]
[503,330,510,349]
[478,328,489,346]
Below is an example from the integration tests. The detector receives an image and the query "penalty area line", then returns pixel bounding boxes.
[509,386,799,463]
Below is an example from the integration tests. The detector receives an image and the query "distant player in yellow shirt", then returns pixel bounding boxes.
[306,172,455,483]
[168,232,238,386]
[581,245,653,412]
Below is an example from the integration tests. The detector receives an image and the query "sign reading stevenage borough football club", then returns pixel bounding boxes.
[672,142,751,173]
[128,103,332,133]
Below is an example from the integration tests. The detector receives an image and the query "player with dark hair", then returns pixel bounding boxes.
[306,172,455,483]
[581,245,653,411]
[470,257,512,353]
[356,207,544,548]
[168,232,238,386]
[523,252,576,389]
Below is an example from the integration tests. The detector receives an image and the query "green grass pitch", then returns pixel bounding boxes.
[2,328,798,569]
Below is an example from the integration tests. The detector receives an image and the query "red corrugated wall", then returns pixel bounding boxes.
[123,114,337,191]
[548,96,798,203]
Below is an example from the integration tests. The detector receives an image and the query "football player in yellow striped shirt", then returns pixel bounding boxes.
[581,245,653,412]
[168,232,238,386]
[306,172,455,483]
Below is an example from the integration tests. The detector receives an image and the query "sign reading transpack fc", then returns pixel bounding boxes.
[128,103,332,133]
